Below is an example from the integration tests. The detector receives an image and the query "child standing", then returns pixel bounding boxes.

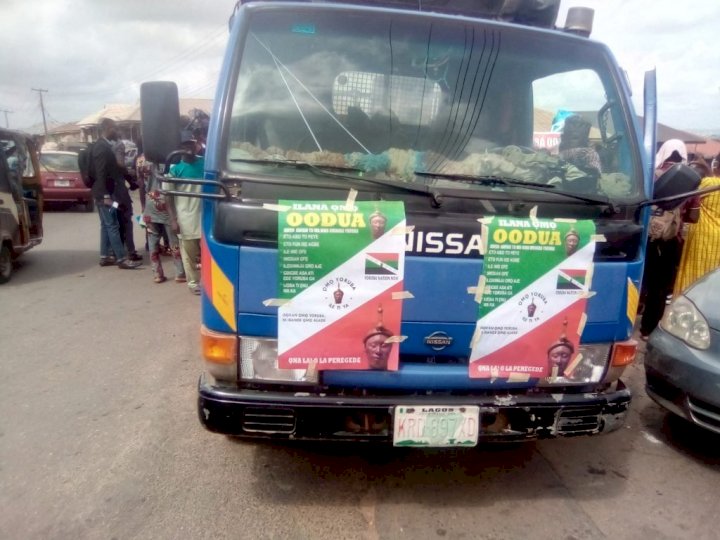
[142,164,186,284]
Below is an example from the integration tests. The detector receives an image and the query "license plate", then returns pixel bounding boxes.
[54,180,70,187]
[393,405,480,447]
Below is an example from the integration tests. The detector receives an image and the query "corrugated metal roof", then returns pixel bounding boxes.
[48,122,83,135]
[76,99,213,126]
[572,112,706,145]
[654,122,706,145]
[76,104,139,126]
[687,139,720,160]
[178,99,213,117]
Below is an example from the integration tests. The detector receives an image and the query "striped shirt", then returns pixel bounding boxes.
[674,176,720,294]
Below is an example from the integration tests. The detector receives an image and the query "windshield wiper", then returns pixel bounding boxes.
[229,157,362,173]
[229,157,443,206]
[415,171,552,189]
[415,171,617,211]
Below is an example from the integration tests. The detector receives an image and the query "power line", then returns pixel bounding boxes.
[0,109,12,128]
[182,73,220,97]
[5,25,226,129]
[55,25,227,100]
[31,88,49,137]
[46,110,64,127]
[130,25,227,83]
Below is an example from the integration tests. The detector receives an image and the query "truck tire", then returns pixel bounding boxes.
[85,198,95,213]
[0,244,12,284]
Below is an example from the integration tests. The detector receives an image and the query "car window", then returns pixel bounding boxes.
[0,150,11,192]
[40,153,79,172]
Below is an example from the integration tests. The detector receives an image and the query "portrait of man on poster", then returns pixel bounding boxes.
[363,304,394,370]
[369,210,387,240]
[547,337,574,377]
[364,326,394,370]
[564,229,580,256]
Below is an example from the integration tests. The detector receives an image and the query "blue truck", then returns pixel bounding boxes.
[140,0,699,445]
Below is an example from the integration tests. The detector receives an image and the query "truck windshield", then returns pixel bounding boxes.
[226,7,639,201]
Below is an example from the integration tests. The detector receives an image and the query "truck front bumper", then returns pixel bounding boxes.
[198,374,631,443]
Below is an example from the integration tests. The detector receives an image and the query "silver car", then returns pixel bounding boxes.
[645,268,720,434]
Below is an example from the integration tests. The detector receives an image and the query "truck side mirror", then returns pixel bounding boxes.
[140,81,182,165]
[649,163,701,210]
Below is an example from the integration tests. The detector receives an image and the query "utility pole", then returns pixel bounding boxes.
[31,88,49,137]
[0,109,11,128]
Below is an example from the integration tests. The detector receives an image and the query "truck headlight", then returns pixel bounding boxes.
[538,344,610,386]
[660,295,710,350]
[201,325,238,382]
[239,336,318,384]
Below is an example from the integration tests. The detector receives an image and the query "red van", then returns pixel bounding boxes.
[39,150,93,212]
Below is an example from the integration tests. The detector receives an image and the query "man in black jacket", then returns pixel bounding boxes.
[91,118,141,269]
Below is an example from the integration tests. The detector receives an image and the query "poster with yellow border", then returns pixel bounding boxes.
[469,217,595,380]
[277,201,406,371]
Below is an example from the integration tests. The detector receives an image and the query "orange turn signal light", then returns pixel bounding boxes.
[611,340,637,367]
[201,325,237,365]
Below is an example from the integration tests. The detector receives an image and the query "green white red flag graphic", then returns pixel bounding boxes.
[277,201,406,371]
[469,217,596,379]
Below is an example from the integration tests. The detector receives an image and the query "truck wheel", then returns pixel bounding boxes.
[85,198,95,213]
[0,244,12,284]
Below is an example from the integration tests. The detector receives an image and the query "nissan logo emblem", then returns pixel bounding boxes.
[424,331,453,351]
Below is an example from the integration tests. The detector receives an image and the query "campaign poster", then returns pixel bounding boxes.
[469,217,595,379]
[277,200,406,371]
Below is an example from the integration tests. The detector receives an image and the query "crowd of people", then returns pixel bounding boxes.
[639,139,720,340]
[87,119,720,314]
[90,117,204,295]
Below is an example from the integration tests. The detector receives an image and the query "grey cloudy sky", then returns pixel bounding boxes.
[1,0,719,135]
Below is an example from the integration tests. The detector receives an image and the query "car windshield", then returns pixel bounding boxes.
[40,153,79,172]
[226,7,640,201]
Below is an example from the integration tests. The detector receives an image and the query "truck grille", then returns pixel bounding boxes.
[242,407,296,434]
[556,408,601,435]
[688,398,720,434]
[401,354,468,365]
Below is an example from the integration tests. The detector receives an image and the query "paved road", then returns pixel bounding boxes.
[1,206,718,540]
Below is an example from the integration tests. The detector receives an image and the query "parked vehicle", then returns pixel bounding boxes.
[122,140,138,170]
[62,141,89,153]
[645,268,720,434]
[0,128,43,283]
[141,0,699,446]
[39,150,93,212]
